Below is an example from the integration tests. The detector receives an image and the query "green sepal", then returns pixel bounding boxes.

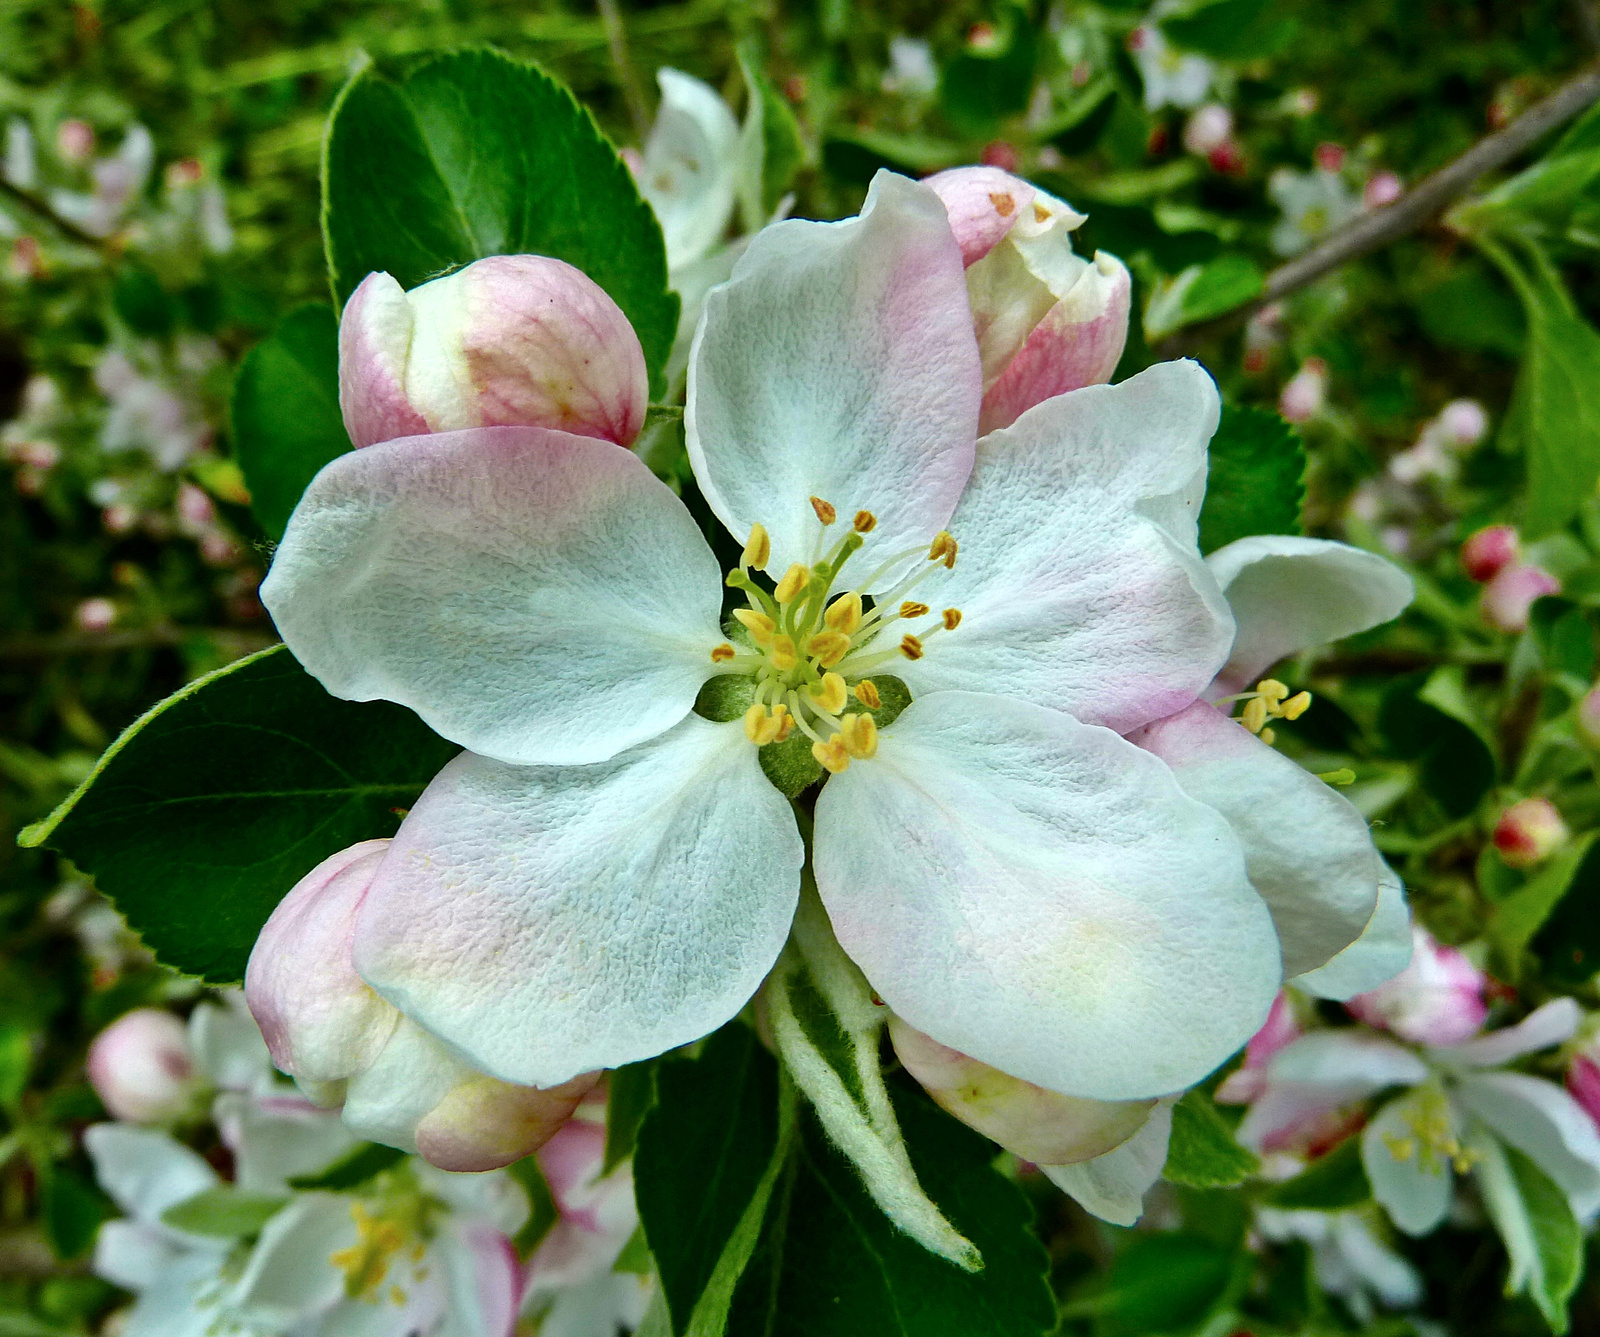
[1162,1088,1258,1188]
[288,1141,406,1191]
[1262,1135,1369,1209]
[695,674,757,723]
[161,1187,289,1239]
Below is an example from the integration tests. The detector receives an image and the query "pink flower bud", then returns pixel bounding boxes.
[1439,398,1488,447]
[1215,993,1301,1104]
[1278,358,1326,422]
[1182,104,1234,156]
[175,480,216,534]
[922,166,1131,434]
[1577,684,1600,750]
[246,840,595,1171]
[1346,926,1487,1046]
[888,1017,1153,1165]
[339,256,649,450]
[56,119,94,164]
[1480,561,1559,632]
[1207,140,1247,175]
[1493,797,1569,869]
[9,236,44,281]
[1568,1052,1600,1129]
[101,503,137,534]
[73,597,116,633]
[87,1008,199,1123]
[1314,142,1347,173]
[1363,171,1403,209]
[1460,524,1519,583]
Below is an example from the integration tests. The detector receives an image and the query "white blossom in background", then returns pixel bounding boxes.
[1254,1208,1423,1322]
[4,118,37,191]
[1128,22,1213,111]
[1389,398,1490,484]
[50,123,154,238]
[1278,357,1327,422]
[94,342,217,471]
[1270,166,1360,256]
[883,37,939,96]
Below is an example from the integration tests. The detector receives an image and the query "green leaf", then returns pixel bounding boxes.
[604,1059,658,1176]
[1197,405,1305,554]
[938,5,1041,135]
[42,1169,110,1261]
[1071,1234,1235,1333]
[231,304,350,541]
[1143,254,1264,340]
[821,130,964,186]
[160,1187,288,1238]
[1162,1089,1258,1188]
[1376,671,1496,818]
[1471,1136,1582,1333]
[287,1140,406,1191]
[1262,1136,1370,1209]
[1528,598,1597,681]
[737,52,804,227]
[1161,0,1297,59]
[323,47,678,393]
[20,646,458,983]
[1524,834,1600,984]
[0,1028,32,1108]
[507,1154,563,1259]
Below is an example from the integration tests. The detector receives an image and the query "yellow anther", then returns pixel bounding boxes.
[1259,727,1276,747]
[1383,1133,1416,1164]
[741,523,770,570]
[770,634,798,671]
[1256,679,1290,703]
[942,607,962,631]
[825,591,863,634]
[710,642,735,663]
[853,510,877,533]
[806,630,852,667]
[810,496,837,525]
[743,703,790,746]
[775,564,810,604]
[900,634,924,660]
[838,712,878,759]
[853,679,882,709]
[808,672,848,714]
[1241,696,1268,734]
[732,608,776,649]
[928,531,958,568]
[812,736,852,774]
[900,601,930,619]
[1281,691,1312,720]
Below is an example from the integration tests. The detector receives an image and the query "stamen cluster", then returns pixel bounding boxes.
[1222,677,1312,747]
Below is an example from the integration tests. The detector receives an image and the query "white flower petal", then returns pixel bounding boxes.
[1205,536,1413,692]
[641,69,742,272]
[1043,1099,1174,1227]
[686,170,980,579]
[812,691,1279,1101]
[214,1090,358,1194]
[897,361,1233,733]
[1436,999,1581,1069]
[355,716,803,1087]
[338,1015,472,1153]
[187,996,272,1094]
[1267,1032,1429,1092]
[1293,859,1413,1000]
[1453,1071,1600,1218]
[229,1194,349,1322]
[83,1124,218,1223]
[93,1220,189,1291]
[1361,1095,1454,1236]
[1129,701,1381,976]
[1235,1084,1355,1153]
[117,1249,234,1337]
[261,426,724,766]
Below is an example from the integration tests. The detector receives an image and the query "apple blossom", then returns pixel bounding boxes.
[1269,167,1359,256]
[262,171,1291,1107]
[1214,993,1303,1105]
[1363,171,1404,210]
[87,1007,199,1123]
[338,256,648,450]
[1346,926,1487,1046]
[4,118,35,190]
[635,69,741,275]
[1461,524,1519,582]
[1493,797,1570,869]
[884,36,939,96]
[1278,358,1327,422]
[1481,560,1560,633]
[922,166,1131,432]
[1439,398,1489,446]
[56,118,94,164]
[1182,104,1234,156]
[246,840,599,1170]
[1128,24,1213,110]
[1254,1208,1422,1321]
[73,596,116,633]
[50,124,152,238]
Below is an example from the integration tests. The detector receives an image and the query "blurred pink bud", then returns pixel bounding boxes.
[87,1009,198,1123]
[175,480,216,534]
[1577,684,1600,750]
[922,166,1130,433]
[888,1017,1153,1165]
[1278,358,1326,422]
[1289,89,1319,116]
[1363,171,1403,209]
[56,119,94,164]
[1215,993,1301,1104]
[1493,797,1569,869]
[1568,1052,1600,1129]
[1439,398,1489,447]
[247,840,595,1171]
[198,530,241,567]
[979,141,1018,172]
[9,236,44,281]
[7,440,60,470]
[1480,561,1559,633]
[1314,142,1346,172]
[164,158,203,189]
[102,503,137,534]
[968,21,1000,51]
[1347,926,1487,1045]
[1207,141,1247,175]
[1460,524,1519,583]
[1182,104,1233,156]
[339,256,649,450]
[73,597,116,632]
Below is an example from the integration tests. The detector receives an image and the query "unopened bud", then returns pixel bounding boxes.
[1438,399,1489,448]
[1493,797,1569,869]
[1568,1050,1600,1130]
[1278,359,1327,423]
[1346,926,1487,1046]
[1480,561,1559,633]
[56,119,95,164]
[1182,104,1233,157]
[73,597,116,633]
[87,1008,199,1123]
[1460,525,1519,583]
[1363,171,1403,209]
[339,257,648,449]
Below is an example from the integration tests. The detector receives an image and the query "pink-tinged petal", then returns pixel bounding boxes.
[244,840,399,1085]
[1129,701,1381,976]
[1492,797,1569,868]
[415,1070,599,1172]
[339,271,429,448]
[896,361,1233,734]
[977,253,1131,433]
[1345,927,1487,1046]
[1217,994,1302,1103]
[442,1221,524,1337]
[261,426,724,767]
[921,165,1035,265]
[687,170,980,581]
[888,1018,1154,1165]
[1454,1071,1600,1217]
[86,1009,198,1124]
[814,691,1279,1101]
[354,717,804,1088]
[1568,1056,1600,1129]
[1436,998,1580,1069]
[1461,524,1519,583]
[1480,561,1560,633]
[406,255,648,446]
[1293,859,1414,1001]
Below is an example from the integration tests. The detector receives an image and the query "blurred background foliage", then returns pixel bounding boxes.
[6,0,1600,1332]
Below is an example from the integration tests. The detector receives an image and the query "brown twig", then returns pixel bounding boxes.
[596,0,651,142]
[1156,61,1600,356]
[0,177,110,251]
[0,627,277,660]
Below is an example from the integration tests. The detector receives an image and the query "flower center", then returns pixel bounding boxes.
[707,497,962,776]
[328,1187,434,1307]
[1217,677,1312,748]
